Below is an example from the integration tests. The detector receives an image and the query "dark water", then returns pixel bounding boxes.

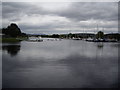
[2,39,119,88]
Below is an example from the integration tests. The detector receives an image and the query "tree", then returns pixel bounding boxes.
[52,34,59,38]
[2,23,22,37]
[96,31,104,39]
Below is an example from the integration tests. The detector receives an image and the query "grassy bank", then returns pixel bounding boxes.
[1,38,22,43]
[0,36,28,43]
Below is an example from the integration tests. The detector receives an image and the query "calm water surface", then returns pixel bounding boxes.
[1,39,119,88]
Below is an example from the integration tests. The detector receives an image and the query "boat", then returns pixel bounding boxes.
[86,37,94,42]
[72,35,82,40]
[86,38,118,42]
[27,36,43,42]
[72,38,82,40]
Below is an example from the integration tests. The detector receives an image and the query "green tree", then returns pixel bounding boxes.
[2,23,22,37]
[52,34,59,38]
[96,31,104,39]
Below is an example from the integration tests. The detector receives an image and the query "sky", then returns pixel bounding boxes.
[1,0,119,34]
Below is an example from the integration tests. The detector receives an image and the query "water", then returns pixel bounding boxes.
[1,39,119,88]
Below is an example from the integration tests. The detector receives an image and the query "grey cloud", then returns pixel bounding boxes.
[2,2,50,19]
[56,2,118,21]
[20,24,54,30]
[3,2,118,21]
[2,2,118,34]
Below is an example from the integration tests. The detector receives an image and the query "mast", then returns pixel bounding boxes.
[102,27,104,33]
[97,24,99,36]
[97,24,99,32]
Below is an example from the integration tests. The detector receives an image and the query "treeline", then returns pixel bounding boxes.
[29,34,60,38]
[40,33,95,39]
[104,33,120,41]
[40,33,95,38]
[29,32,120,40]
[1,23,120,40]
[1,23,27,38]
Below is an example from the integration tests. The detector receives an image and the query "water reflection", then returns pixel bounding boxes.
[2,45,21,56]
[2,52,118,88]
[96,42,104,49]
[57,54,118,88]
[2,40,119,88]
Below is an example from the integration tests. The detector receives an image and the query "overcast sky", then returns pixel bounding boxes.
[2,1,118,34]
